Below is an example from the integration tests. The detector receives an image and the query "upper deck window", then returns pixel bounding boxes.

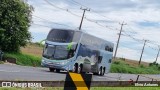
[47,29,74,43]
[105,46,113,52]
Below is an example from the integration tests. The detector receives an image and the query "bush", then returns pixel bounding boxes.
[113,61,121,65]
[111,60,160,74]
[140,65,145,68]
[149,62,159,67]
[119,57,125,61]
[0,61,4,64]
[158,66,160,70]
[149,63,153,67]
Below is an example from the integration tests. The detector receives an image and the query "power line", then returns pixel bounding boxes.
[69,0,88,8]
[43,0,160,58]
[33,15,72,27]
[32,23,52,28]
[44,0,118,31]
[122,31,144,43]
[44,0,81,18]
[125,24,138,34]
[120,44,141,51]
[44,0,67,11]
[122,32,159,51]
[84,17,118,31]
[67,10,81,17]
[67,0,120,23]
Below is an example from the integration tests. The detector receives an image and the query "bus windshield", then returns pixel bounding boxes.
[47,29,81,43]
[47,29,74,43]
[43,44,77,60]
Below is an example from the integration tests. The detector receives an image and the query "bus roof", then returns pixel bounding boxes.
[50,28,114,46]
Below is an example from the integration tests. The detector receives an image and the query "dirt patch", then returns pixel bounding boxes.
[113,58,149,67]
[21,43,43,57]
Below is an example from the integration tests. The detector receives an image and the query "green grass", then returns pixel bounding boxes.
[110,60,160,74]
[0,87,160,90]
[3,53,41,67]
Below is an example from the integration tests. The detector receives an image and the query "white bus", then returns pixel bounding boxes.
[41,28,114,76]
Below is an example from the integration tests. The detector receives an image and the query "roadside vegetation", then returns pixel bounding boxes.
[0,0,33,52]
[111,58,160,74]
[0,61,4,64]
[3,52,41,67]
[1,43,42,67]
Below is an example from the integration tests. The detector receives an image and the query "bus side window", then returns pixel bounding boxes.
[98,56,102,63]
[105,46,109,51]
[108,59,112,63]
[105,45,113,52]
[110,48,113,52]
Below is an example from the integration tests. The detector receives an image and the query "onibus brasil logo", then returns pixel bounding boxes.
[1,82,42,88]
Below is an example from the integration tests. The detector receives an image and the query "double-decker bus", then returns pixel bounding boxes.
[41,28,114,76]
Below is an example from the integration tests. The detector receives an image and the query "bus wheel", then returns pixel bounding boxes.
[102,68,105,76]
[98,67,102,76]
[72,64,78,73]
[56,69,60,73]
[100,67,105,76]
[93,72,98,75]
[78,64,83,73]
[49,68,55,72]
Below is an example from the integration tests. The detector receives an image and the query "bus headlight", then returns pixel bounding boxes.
[58,61,68,65]
[61,62,65,65]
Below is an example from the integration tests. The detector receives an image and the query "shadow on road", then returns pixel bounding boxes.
[40,69,67,74]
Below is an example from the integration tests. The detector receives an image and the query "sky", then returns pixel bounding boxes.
[27,0,160,63]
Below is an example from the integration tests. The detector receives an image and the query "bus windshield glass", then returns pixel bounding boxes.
[43,44,77,60]
[54,45,68,59]
[47,29,74,43]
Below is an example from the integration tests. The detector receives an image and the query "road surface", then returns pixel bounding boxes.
[0,64,159,81]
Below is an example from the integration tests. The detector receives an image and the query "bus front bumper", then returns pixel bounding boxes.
[41,59,70,70]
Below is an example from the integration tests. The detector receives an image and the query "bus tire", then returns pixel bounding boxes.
[73,64,78,73]
[100,67,104,76]
[56,69,60,73]
[49,68,55,72]
[93,72,98,75]
[102,67,105,76]
[98,67,102,76]
[78,64,83,73]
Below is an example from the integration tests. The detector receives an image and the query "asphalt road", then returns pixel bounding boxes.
[0,64,160,81]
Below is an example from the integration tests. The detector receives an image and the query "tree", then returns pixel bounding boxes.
[0,0,33,52]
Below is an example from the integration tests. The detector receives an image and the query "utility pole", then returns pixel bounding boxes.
[139,40,147,65]
[113,21,127,59]
[155,46,160,63]
[79,7,90,30]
